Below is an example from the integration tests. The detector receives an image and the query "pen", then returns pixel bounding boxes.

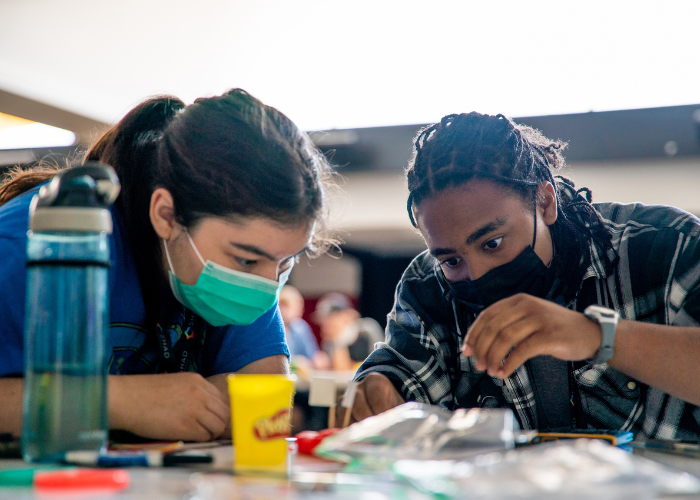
[63,450,214,467]
[0,467,128,490]
[109,441,183,453]
[64,451,147,467]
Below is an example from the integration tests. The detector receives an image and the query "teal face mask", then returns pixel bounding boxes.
[163,234,292,327]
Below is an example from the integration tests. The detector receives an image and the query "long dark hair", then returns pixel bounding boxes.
[1,89,334,331]
[405,112,615,301]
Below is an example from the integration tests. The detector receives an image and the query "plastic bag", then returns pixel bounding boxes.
[314,402,516,463]
[392,439,700,499]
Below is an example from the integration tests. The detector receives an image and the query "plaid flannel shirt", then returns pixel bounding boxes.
[356,194,700,439]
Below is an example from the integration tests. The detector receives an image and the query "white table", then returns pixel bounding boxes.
[2,443,700,499]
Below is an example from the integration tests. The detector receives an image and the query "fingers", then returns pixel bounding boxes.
[463,294,591,379]
[464,294,531,365]
[465,294,547,373]
[498,333,547,378]
[199,374,230,404]
[481,316,541,376]
[194,377,230,439]
[204,392,230,420]
[196,407,227,441]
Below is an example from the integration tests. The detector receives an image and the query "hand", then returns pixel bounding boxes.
[109,372,230,442]
[463,293,601,379]
[337,373,404,425]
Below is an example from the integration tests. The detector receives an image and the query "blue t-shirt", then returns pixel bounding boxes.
[286,318,319,360]
[0,185,289,377]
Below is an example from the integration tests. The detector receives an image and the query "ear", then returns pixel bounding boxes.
[149,187,180,240]
[537,181,558,226]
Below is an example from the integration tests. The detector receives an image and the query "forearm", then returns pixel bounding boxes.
[108,375,131,431]
[609,320,700,406]
[234,354,288,375]
[0,378,23,436]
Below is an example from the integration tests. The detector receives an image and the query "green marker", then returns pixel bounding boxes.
[0,466,69,487]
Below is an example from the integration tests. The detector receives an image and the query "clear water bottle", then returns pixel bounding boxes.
[22,163,120,462]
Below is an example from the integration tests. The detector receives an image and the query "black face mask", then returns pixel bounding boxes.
[449,246,558,312]
[447,200,558,312]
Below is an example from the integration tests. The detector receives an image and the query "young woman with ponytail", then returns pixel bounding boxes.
[0,89,334,441]
[346,112,700,440]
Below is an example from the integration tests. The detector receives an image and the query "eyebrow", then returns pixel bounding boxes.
[466,219,506,245]
[230,242,307,261]
[429,219,506,258]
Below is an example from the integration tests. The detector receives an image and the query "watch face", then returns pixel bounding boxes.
[585,305,619,322]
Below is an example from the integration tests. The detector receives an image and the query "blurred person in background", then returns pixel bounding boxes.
[279,285,329,433]
[344,112,700,441]
[314,293,384,371]
[279,285,331,373]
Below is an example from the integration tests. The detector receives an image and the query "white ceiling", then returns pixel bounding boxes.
[1,0,699,131]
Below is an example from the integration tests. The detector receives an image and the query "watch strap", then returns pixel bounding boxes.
[584,305,619,365]
[589,320,616,365]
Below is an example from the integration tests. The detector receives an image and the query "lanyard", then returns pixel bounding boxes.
[155,307,206,373]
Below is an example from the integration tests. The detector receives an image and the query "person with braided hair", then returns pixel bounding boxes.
[345,112,700,439]
[0,89,335,441]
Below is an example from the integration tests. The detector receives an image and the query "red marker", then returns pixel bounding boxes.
[34,468,130,491]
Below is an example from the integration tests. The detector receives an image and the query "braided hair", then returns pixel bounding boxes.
[405,112,616,302]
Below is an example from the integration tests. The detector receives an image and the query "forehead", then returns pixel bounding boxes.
[414,180,530,245]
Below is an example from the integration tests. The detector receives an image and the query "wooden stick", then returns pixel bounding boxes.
[342,406,352,428]
[328,403,336,429]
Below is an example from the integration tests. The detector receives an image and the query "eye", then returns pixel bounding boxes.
[483,237,503,251]
[441,257,462,269]
[234,257,258,268]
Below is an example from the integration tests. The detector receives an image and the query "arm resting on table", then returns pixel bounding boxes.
[0,378,23,436]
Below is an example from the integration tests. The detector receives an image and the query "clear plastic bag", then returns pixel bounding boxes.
[392,439,700,499]
[314,402,516,463]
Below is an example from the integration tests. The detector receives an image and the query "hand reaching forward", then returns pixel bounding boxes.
[337,372,404,425]
[109,372,230,442]
[463,293,602,378]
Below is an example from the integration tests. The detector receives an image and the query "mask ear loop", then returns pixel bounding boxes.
[163,229,207,278]
[534,188,557,268]
[532,196,538,250]
[276,256,297,282]
[185,230,207,267]
[163,239,177,273]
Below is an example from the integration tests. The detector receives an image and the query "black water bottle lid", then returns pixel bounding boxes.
[29,163,121,233]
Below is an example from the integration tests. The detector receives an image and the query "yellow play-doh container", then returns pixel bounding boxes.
[227,374,295,474]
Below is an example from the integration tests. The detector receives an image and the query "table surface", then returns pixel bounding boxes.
[2,444,700,500]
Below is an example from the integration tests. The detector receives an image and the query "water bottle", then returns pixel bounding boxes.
[22,163,120,462]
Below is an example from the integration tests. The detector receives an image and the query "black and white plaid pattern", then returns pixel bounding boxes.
[356,198,700,439]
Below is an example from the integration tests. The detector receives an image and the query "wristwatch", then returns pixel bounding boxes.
[583,305,620,365]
